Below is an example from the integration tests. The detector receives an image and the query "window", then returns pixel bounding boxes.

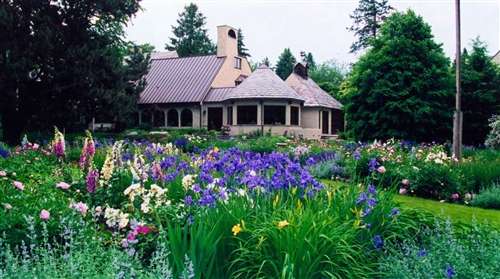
[234,57,241,69]
[227,106,233,125]
[167,109,179,127]
[237,105,257,125]
[180,109,193,127]
[291,106,299,125]
[264,105,286,125]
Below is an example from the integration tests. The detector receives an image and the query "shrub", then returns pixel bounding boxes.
[458,152,500,193]
[380,220,500,279]
[485,115,500,149]
[470,184,500,209]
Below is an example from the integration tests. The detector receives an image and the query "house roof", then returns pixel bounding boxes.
[151,51,178,59]
[139,55,225,104]
[225,65,305,101]
[204,87,233,103]
[286,65,342,109]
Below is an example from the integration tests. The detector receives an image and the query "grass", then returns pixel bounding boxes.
[395,195,500,229]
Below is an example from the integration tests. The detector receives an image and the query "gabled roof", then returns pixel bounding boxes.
[286,64,342,109]
[225,65,304,101]
[139,55,225,104]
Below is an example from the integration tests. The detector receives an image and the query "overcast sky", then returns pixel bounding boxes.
[126,0,500,65]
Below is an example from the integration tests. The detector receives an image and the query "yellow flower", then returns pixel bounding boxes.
[277,220,289,229]
[232,223,242,236]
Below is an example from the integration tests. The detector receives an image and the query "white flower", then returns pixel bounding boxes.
[182,174,196,191]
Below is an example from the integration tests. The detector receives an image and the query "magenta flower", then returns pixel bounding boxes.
[52,127,65,158]
[136,225,152,235]
[86,169,99,193]
[40,209,50,221]
[79,131,95,169]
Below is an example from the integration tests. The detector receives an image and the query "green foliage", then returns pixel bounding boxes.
[0,0,149,144]
[485,115,500,149]
[471,184,500,209]
[457,39,500,145]
[301,51,316,70]
[380,220,500,279]
[348,0,393,52]
[237,28,250,58]
[344,10,454,142]
[275,48,297,80]
[457,149,500,193]
[309,60,347,101]
[166,3,215,57]
[236,135,288,153]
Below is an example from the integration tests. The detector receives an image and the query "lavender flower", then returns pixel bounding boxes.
[445,264,455,278]
[373,234,384,250]
[86,168,99,193]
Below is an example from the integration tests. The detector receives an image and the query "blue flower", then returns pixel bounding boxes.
[417,248,427,257]
[367,184,377,195]
[184,195,193,206]
[0,146,10,158]
[356,192,368,205]
[445,264,455,278]
[353,150,361,160]
[373,235,384,250]
[389,208,400,217]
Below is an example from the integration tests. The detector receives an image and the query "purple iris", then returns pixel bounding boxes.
[353,150,361,160]
[368,158,379,172]
[417,248,427,257]
[373,235,384,250]
[445,264,455,278]
[389,208,400,217]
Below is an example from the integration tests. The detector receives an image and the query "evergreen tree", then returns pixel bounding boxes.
[0,0,148,144]
[237,28,250,57]
[457,39,500,145]
[349,0,393,53]
[275,48,297,80]
[344,10,453,142]
[301,52,317,70]
[262,57,271,67]
[166,3,215,57]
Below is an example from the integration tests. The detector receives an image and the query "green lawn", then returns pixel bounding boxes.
[395,195,500,229]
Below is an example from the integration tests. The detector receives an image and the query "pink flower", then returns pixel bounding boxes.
[70,202,88,216]
[32,143,40,150]
[401,179,410,186]
[40,209,50,220]
[399,188,407,195]
[451,193,460,200]
[56,182,71,190]
[0,170,6,177]
[3,203,12,210]
[377,166,386,174]
[13,181,24,191]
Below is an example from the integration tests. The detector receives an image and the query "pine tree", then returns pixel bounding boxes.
[349,0,393,53]
[261,57,271,67]
[275,48,297,80]
[344,10,454,142]
[457,39,500,145]
[166,3,215,57]
[303,52,316,70]
[237,28,250,57]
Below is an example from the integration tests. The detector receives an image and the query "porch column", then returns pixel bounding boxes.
[285,103,291,126]
[328,110,332,134]
[164,110,168,127]
[138,111,142,126]
[233,104,238,125]
[177,109,181,128]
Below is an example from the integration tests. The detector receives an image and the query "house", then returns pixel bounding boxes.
[138,25,343,139]
[493,50,500,64]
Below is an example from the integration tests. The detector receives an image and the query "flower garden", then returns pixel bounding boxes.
[0,130,499,278]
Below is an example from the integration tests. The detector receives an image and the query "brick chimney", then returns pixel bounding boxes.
[217,25,238,58]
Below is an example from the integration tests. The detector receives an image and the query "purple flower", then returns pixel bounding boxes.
[367,184,377,195]
[353,150,361,160]
[0,146,9,158]
[373,234,384,250]
[366,198,377,208]
[184,195,193,206]
[86,168,99,193]
[356,192,367,205]
[445,264,455,278]
[368,158,379,172]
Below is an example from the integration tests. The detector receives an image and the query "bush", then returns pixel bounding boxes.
[380,220,500,279]
[470,184,500,209]
[485,115,500,149]
[458,151,500,193]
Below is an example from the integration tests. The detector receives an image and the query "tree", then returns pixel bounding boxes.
[237,29,250,57]
[0,1,149,144]
[300,52,316,70]
[166,3,215,57]
[349,0,393,53]
[456,39,500,145]
[309,60,346,100]
[344,10,454,142]
[275,48,297,80]
[262,57,271,67]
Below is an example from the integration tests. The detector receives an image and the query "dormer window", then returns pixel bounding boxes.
[234,57,242,69]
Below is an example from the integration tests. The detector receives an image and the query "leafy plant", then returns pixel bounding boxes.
[470,184,500,209]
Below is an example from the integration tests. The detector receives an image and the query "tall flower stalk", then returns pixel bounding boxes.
[79,130,95,170]
[52,127,65,159]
